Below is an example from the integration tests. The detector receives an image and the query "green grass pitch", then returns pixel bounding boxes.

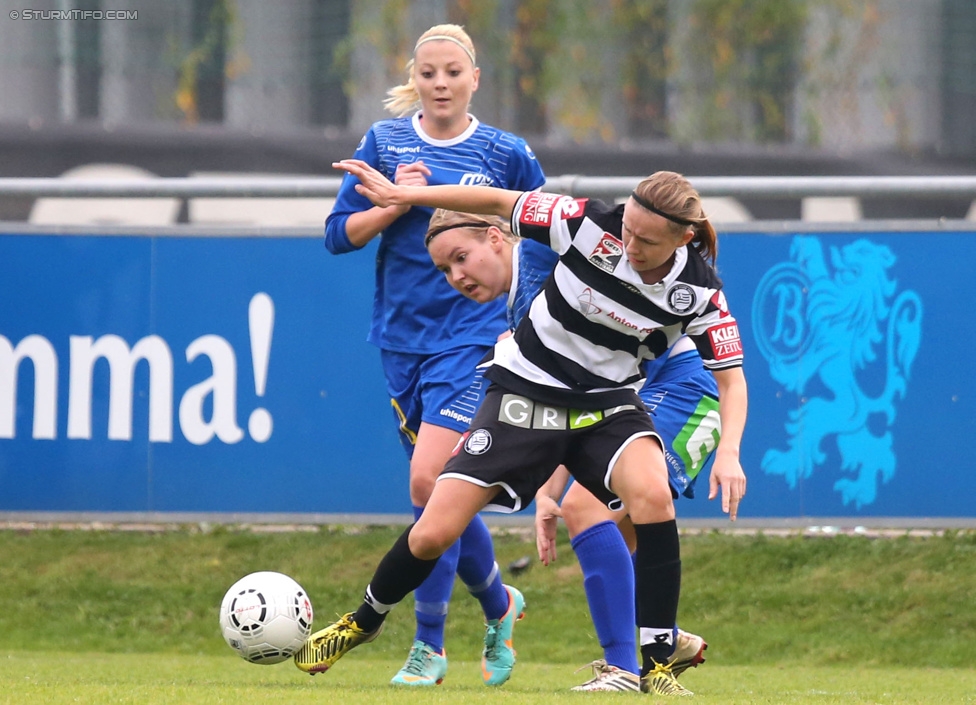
[1,524,975,703]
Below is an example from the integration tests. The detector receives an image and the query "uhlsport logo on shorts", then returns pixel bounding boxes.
[463,429,492,455]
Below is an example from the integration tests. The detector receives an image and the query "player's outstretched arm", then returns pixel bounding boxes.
[709,366,748,521]
[333,159,521,218]
[340,161,433,248]
[534,465,571,565]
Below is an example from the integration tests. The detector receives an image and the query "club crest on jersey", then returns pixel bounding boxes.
[667,284,697,313]
[588,234,624,272]
[463,429,493,455]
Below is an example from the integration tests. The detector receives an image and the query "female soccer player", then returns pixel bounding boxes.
[421,208,739,691]
[299,160,748,697]
[323,24,546,687]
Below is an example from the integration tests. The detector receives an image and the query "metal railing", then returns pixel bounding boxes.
[0,175,974,199]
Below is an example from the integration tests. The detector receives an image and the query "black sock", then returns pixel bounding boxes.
[633,519,681,675]
[352,524,440,633]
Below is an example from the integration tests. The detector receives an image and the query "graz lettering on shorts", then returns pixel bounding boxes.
[498,394,637,430]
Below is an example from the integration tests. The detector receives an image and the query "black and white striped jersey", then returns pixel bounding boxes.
[482,191,743,409]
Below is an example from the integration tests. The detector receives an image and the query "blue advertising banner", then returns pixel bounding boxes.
[721,230,970,519]
[0,233,409,514]
[1,228,972,518]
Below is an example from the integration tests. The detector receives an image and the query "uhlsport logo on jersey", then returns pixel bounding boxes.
[588,234,623,272]
[752,235,923,509]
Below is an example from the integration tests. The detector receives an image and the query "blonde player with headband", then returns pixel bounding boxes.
[318,24,546,688]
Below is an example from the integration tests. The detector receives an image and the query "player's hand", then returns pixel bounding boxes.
[534,495,562,565]
[333,159,401,207]
[378,162,431,217]
[394,160,431,187]
[708,451,746,521]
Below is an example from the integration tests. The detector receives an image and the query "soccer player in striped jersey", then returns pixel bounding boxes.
[421,208,725,691]
[300,160,747,696]
[323,24,546,687]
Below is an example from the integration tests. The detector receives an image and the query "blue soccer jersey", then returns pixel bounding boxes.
[325,113,546,353]
[507,239,559,332]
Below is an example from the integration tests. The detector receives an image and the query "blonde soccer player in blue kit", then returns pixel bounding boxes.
[323,24,545,687]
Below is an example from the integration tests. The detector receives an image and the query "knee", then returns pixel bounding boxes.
[409,518,457,560]
[624,487,675,524]
[409,463,439,505]
[561,486,616,538]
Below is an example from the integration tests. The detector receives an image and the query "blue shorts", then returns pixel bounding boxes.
[381,345,492,459]
[641,352,721,499]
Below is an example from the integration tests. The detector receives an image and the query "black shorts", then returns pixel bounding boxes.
[439,385,662,513]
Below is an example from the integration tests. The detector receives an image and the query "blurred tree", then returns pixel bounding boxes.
[75,0,101,119]
[942,0,976,156]
[311,0,352,127]
[288,0,877,146]
[688,0,807,142]
[511,0,558,135]
[176,0,234,124]
[616,0,670,140]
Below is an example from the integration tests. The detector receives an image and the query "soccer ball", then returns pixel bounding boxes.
[219,571,314,664]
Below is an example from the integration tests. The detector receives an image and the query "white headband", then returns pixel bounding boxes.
[414,35,476,65]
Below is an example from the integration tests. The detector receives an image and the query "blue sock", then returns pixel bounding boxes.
[456,514,508,621]
[572,521,639,674]
[412,505,458,652]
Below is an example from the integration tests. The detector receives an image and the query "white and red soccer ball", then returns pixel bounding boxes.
[219,571,314,664]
